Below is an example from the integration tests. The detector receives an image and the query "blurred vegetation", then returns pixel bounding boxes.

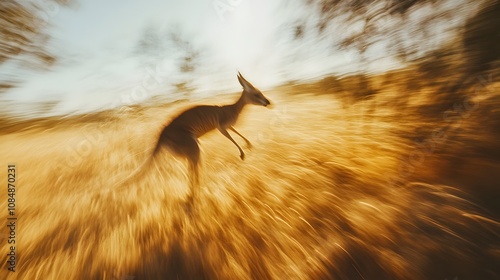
[0,0,71,91]
[303,0,471,56]
[134,25,201,99]
[2,78,499,279]
[280,1,500,216]
[301,0,499,111]
[169,29,200,99]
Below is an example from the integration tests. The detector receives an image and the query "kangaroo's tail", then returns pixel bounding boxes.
[112,125,177,188]
[111,144,161,188]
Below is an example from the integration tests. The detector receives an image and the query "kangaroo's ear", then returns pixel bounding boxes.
[237,72,253,91]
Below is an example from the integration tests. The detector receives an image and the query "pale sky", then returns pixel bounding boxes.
[0,0,471,117]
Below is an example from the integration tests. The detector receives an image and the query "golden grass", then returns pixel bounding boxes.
[0,81,499,279]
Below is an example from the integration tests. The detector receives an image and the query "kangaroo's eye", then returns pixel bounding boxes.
[253,94,259,98]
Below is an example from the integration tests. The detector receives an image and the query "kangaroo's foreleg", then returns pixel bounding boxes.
[229,127,252,149]
[218,127,245,160]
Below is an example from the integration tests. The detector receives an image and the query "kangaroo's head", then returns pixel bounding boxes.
[237,72,271,107]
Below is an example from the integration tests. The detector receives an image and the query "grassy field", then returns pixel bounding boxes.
[0,72,499,279]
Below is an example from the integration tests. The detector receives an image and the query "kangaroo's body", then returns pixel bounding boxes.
[153,72,271,201]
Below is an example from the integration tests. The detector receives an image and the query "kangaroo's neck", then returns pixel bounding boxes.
[229,92,247,115]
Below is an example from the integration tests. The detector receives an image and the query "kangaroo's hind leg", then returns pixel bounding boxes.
[160,129,201,201]
[185,137,200,201]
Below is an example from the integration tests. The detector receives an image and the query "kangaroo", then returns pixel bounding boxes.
[117,72,271,201]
